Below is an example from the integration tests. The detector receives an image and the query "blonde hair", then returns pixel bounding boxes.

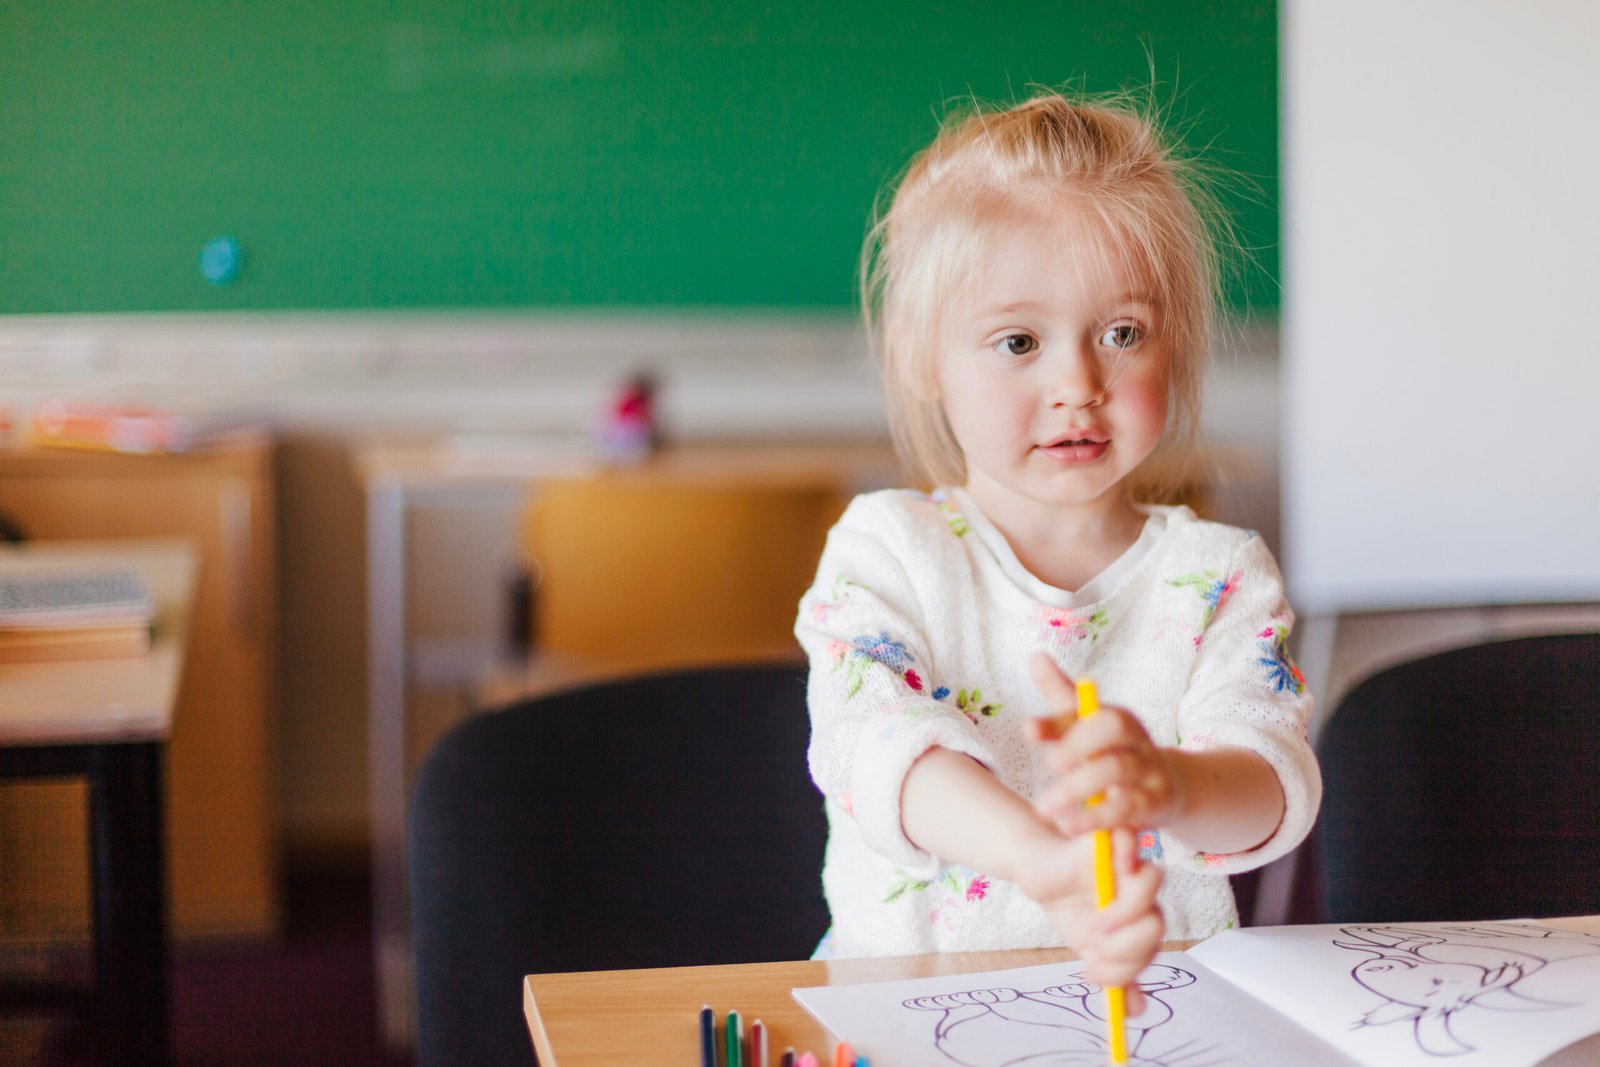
[861,89,1230,499]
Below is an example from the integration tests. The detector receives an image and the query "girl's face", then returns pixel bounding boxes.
[934,208,1170,534]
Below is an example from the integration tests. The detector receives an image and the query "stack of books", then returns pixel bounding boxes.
[24,394,262,454]
[0,563,155,663]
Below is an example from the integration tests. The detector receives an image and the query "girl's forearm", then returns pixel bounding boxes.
[900,746,1060,883]
[1162,746,1285,855]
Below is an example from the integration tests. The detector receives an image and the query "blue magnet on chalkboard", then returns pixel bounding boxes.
[199,236,243,284]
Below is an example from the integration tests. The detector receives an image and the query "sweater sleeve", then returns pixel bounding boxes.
[1169,533,1322,874]
[794,495,999,878]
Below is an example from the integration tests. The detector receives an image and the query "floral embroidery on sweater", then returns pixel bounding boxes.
[950,688,1000,722]
[883,865,991,928]
[1167,568,1243,644]
[1138,830,1165,862]
[1035,605,1108,645]
[901,488,972,536]
[833,631,921,698]
[937,501,971,538]
[809,574,862,625]
[1257,622,1306,695]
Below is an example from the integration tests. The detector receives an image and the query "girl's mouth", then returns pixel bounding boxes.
[1037,437,1109,463]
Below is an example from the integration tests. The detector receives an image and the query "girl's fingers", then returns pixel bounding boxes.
[1081,910,1164,988]
[1038,749,1141,809]
[1095,833,1161,919]
[1037,788,1137,838]
[1029,650,1077,706]
[1111,826,1162,885]
[1035,756,1168,832]
[1027,651,1080,734]
[1039,708,1149,772]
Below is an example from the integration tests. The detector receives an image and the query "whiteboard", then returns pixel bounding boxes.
[1282,0,1600,615]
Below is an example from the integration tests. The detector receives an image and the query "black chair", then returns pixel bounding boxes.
[408,662,829,1067]
[1316,632,1600,924]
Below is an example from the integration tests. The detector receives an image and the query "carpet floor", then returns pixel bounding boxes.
[0,855,412,1066]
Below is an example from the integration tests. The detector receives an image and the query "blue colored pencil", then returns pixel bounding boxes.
[699,1004,716,1067]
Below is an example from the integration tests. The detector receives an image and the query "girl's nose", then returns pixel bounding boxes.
[1046,344,1106,409]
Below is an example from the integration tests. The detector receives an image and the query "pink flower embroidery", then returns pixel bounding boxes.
[904,668,923,692]
[1034,606,1108,645]
[965,876,990,902]
[825,639,848,665]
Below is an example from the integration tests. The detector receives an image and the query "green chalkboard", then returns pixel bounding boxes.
[1,2,1277,314]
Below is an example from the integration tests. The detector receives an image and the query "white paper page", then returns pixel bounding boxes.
[793,953,1356,1067]
[1189,921,1600,1067]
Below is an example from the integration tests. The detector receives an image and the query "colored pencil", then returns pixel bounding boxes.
[750,1019,768,1067]
[797,1054,819,1067]
[727,1009,744,1067]
[1078,678,1128,1064]
[832,1041,855,1067]
[699,1004,716,1067]
[780,1048,796,1067]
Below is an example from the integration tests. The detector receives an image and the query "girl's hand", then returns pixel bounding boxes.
[1012,826,1164,1010]
[1026,651,1184,837]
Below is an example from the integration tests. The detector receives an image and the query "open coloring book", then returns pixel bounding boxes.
[793,920,1600,1066]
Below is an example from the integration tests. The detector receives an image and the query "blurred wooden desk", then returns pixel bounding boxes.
[0,538,198,1066]
[356,435,899,1047]
[523,945,1193,1067]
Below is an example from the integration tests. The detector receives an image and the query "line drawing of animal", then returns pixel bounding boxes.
[901,965,1225,1067]
[1332,924,1600,1057]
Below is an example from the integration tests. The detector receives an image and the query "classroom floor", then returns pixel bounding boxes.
[0,852,412,1066]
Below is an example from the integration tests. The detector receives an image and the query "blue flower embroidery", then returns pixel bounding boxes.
[851,632,913,672]
[1257,624,1306,695]
[1168,569,1242,639]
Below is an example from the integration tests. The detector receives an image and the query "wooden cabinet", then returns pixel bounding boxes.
[0,438,279,940]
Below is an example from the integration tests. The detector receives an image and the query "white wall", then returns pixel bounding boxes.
[1283,0,1600,615]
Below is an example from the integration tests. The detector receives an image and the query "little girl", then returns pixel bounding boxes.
[795,91,1321,994]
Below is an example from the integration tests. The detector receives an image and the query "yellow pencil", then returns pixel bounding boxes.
[1077,678,1128,1065]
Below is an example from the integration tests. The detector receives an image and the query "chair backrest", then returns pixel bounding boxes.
[408,662,829,1067]
[522,479,847,663]
[1316,632,1600,924]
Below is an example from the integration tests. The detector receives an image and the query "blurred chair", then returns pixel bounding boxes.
[524,477,848,665]
[409,662,829,1067]
[1316,632,1600,924]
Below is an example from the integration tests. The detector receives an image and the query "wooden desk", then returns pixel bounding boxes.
[357,435,900,1046]
[523,946,1178,1067]
[526,917,1600,1066]
[0,538,198,1066]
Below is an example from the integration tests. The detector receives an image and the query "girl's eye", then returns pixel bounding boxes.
[1100,324,1144,349]
[993,333,1038,357]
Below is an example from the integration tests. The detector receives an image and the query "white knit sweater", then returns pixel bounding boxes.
[794,489,1321,958]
